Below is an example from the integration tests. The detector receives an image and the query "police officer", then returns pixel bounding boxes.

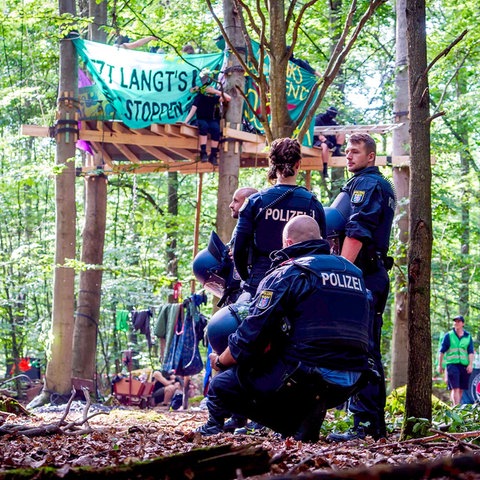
[196,215,372,442]
[328,132,395,442]
[233,137,326,297]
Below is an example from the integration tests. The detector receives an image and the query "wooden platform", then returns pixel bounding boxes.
[21,121,409,175]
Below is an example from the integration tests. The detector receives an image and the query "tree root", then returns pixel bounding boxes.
[0,386,107,437]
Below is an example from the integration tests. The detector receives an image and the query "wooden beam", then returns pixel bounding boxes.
[140,145,176,163]
[116,144,140,163]
[313,123,403,136]
[90,142,114,167]
[223,126,266,143]
[79,129,199,149]
[21,125,51,137]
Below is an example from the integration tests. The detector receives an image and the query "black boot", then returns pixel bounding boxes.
[209,147,219,166]
[322,163,329,178]
[196,418,224,436]
[334,144,344,156]
[200,146,208,163]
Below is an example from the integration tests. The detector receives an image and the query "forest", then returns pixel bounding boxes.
[0,0,480,451]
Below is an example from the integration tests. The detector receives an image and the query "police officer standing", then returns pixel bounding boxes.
[328,133,395,442]
[233,137,326,297]
[196,215,372,442]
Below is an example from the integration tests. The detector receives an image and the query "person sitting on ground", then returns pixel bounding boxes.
[151,370,179,406]
[184,69,231,166]
[314,106,346,178]
[196,215,372,442]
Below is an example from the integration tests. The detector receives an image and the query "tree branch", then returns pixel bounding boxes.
[424,29,468,78]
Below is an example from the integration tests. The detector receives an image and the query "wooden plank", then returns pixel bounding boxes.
[140,145,176,163]
[21,125,51,137]
[163,124,183,137]
[313,124,402,136]
[162,147,197,161]
[109,161,216,175]
[179,123,201,138]
[79,129,199,149]
[116,144,140,163]
[90,142,114,167]
[223,126,266,143]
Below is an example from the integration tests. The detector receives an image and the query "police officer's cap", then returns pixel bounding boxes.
[326,106,338,116]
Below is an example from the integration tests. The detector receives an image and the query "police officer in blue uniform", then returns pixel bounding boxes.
[233,137,326,297]
[328,133,396,442]
[196,215,372,442]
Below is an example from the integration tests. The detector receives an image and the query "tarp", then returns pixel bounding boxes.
[243,41,319,146]
[73,38,224,129]
[73,39,319,145]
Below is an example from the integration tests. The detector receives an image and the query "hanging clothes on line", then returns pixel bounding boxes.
[132,309,153,349]
[162,293,208,376]
[116,309,130,332]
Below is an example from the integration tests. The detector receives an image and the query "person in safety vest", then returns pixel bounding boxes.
[196,215,373,442]
[439,315,474,406]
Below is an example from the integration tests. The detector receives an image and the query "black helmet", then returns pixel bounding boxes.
[324,206,347,239]
[192,231,233,297]
[207,302,250,354]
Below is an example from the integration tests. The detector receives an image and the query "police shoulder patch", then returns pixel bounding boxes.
[256,290,273,310]
[239,197,250,213]
[351,190,365,204]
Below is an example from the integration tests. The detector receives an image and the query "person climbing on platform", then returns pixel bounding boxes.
[184,69,231,166]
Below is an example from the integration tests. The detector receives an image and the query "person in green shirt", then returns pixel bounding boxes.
[439,315,475,406]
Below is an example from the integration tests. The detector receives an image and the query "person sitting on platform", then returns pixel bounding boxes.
[196,215,372,442]
[114,35,158,50]
[184,69,231,166]
[314,106,345,178]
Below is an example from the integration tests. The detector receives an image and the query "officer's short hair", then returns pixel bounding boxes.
[349,133,376,155]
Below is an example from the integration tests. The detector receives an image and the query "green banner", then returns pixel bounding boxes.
[74,39,318,145]
[73,38,224,129]
[243,41,319,146]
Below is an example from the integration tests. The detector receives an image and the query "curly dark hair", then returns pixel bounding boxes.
[267,138,302,183]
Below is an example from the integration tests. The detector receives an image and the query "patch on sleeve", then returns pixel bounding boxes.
[256,290,273,310]
[351,190,365,204]
[239,197,250,213]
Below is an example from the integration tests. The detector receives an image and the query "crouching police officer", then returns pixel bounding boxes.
[196,215,373,442]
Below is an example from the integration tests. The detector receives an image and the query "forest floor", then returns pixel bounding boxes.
[1,399,480,479]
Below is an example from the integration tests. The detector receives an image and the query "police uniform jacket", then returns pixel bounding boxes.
[228,239,370,373]
[233,185,326,288]
[342,166,395,267]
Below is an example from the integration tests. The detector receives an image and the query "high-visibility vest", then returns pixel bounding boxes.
[445,330,471,366]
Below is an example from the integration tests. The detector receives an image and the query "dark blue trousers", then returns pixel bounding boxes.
[349,266,389,437]
[207,364,361,438]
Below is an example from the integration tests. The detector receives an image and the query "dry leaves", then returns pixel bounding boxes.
[0,404,479,478]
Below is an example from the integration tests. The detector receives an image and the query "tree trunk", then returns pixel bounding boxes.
[42,0,78,399]
[72,1,108,389]
[390,0,410,389]
[457,75,470,318]
[268,0,293,139]
[215,0,247,244]
[403,0,433,436]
